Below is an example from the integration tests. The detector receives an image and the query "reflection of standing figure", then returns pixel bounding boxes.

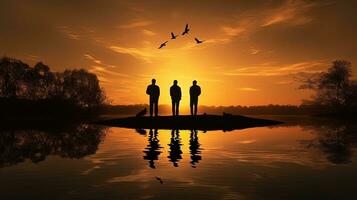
[167,129,182,167]
[189,130,202,167]
[143,129,162,168]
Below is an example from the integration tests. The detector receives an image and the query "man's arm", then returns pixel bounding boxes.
[146,86,150,95]
[198,86,201,96]
[179,87,182,99]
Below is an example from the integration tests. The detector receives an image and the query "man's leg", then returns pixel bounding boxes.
[154,100,159,117]
[149,99,153,117]
[172,100,175,116]
[194,99,198,115]
[190,99,194,116]
[194,104,197,115]
[176,101,180,116]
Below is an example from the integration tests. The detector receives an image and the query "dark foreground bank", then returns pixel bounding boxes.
[95,114,282,131]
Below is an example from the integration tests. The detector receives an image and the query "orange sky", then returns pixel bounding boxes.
[1,0,357,106]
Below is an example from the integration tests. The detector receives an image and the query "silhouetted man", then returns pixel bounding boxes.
[146,79,160,117]
[190,80,201,116]
[170,80,182,116]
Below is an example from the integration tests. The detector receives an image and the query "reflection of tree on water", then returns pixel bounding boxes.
[168,129,182,167]
[303,124,357,164]
[0,124,106,168]
[189,130,202,168]
[143,129,162,169]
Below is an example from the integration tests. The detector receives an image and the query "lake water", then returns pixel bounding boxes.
[0,116,356,199]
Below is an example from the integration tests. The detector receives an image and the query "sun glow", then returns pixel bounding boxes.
[140,53,208,107]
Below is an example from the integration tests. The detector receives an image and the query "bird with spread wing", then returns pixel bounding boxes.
[171,32,178,39]
[195,37,204,44]
[158,41,168,49]
[182,24,190,35]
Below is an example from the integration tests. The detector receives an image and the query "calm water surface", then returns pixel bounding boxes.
[0,116,356,199]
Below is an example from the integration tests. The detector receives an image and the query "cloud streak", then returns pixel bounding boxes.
[238,87,259,92]
[119,20,155,29]
[84,54,103,65]
[57,26,81,40]
[224,61,328,76]
[84,53,130,86]
[109,46,156,63]
[261,0,317,27]
[212,0,327,46]
[141,29,156,36]
[221,26,246,37]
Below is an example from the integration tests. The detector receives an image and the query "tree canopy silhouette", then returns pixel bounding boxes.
[300,60,357,114]
[0,57,106,108]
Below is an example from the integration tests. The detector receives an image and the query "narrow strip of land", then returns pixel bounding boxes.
[96,114,282,131]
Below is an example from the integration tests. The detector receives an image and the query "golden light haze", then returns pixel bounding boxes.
[1,0,357,106]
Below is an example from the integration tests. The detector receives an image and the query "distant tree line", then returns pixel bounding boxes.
[0,57,106,108]
[102,104,320,116]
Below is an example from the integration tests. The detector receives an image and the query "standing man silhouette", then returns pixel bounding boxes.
[170,80,182,116]
[146,79,160,117]
[190,80,201,116]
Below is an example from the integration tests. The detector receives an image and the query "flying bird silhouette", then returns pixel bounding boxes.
[158,41,168,49]
[182,24,190,35]
[155,176,164,184]
[195,37,204,44]
[171,32,178,39]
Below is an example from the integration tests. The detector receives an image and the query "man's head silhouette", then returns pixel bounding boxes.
[173,80,178,85]
[152,79,156,85]
[193,80,197,85]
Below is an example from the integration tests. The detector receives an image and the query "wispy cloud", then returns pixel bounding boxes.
[261,0,317,27]
[84,54,129,82]
[57,26,97,41]
[238,139,257,144]
[141,29,156,36]
[88,66,127,77]
[221,26,246,37]
[206,20,253,45]
[109,46,156,63]
[249,48,261,55]
[238,87,259,92]
[109,42,183,63]
[224,61,328,76]
[119,20,155,29]
[84,54,102,65]
[275,80,294,85]
[213,0,327,45]
[57,26,81,40]
[84,53,119,69]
